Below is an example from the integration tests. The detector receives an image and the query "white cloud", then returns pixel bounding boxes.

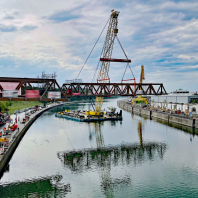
[0,0,197,91]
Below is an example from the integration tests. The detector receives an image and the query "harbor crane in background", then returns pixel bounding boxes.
[132,65,148,106]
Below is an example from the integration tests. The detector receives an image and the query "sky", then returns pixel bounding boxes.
[0,0,198,93]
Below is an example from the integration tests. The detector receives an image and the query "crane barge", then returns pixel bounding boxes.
[55,108,122,122]
[56,10,127,122]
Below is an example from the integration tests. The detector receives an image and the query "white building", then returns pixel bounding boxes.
[151,89,198,104]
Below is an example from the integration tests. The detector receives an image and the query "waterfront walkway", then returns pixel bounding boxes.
[0,102,64,173]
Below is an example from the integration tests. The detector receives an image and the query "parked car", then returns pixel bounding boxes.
[25,110,31,116]
[34,105,39,110]
[30,109,36,114]
[14,110,19,114]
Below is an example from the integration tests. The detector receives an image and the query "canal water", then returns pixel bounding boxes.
[0,98,198,197]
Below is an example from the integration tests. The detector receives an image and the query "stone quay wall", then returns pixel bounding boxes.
[117,100,195,128]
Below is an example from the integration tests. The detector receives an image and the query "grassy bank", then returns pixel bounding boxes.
[0,101,43,115]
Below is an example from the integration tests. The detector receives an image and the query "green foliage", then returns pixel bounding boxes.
[0,101,6,111]
[7,101,43,115]
[164,100,167,103]
[6,101,12,107]
[0,101,44,114]
[193,100,196,104]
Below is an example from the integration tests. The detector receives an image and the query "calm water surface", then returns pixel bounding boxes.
[0,98,198,197]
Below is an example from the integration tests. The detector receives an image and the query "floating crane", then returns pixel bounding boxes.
[132,65,148,106]
[93,11,120,115]
[93,10,133,114]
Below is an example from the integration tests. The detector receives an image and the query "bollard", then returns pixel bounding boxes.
[150,110,152,120]
[119,110,122,117]
[193,117,196,128]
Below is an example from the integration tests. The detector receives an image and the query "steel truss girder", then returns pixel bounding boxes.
[0,77,67,101]
[61,83,167,96]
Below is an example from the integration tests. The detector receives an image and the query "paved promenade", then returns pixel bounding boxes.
[0,102,64,173]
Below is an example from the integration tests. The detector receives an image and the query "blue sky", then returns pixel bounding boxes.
[0,0,198,92]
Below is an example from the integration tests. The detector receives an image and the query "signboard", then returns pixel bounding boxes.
[0,82,21,95]
[2,90,18,98]
[48,91,61,99]
[25,90,39,98]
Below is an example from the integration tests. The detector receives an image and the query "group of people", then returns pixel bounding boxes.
[0,115,22,155]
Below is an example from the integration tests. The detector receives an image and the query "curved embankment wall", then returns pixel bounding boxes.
[0,104,63,177]
[117,100,198,134]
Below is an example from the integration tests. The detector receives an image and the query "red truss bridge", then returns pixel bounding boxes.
[0,77,167,101]
[62,82,167,97]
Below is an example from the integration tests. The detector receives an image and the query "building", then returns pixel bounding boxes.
[151,89,198,104]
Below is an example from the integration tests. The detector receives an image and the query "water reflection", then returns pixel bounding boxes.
[57,122,167,197]
[138,121,143,146]
[0,175,71,197]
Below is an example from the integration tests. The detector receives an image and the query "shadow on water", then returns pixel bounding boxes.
[57,121,167,198]
[0,174,71,198]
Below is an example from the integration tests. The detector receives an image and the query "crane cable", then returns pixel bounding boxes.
[93,35,116,82]
[92,42,105,83]
[116,36,135,80]
[76,17,110,80]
